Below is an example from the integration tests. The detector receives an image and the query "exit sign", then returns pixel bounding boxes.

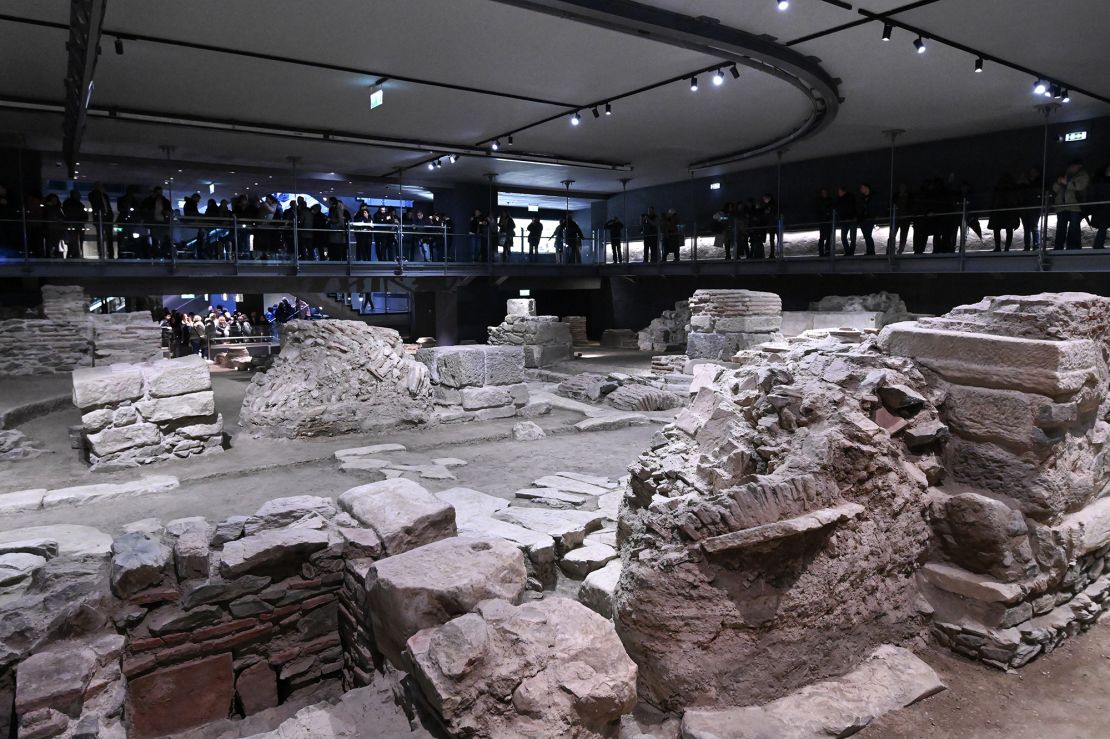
[1064,131,1087,142]
[369,84,384,110]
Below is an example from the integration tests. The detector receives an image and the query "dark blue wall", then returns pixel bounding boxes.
[605,114,1110,233]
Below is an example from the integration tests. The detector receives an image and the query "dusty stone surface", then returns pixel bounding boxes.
[240,320,432,437]
[638,300,690,353]
[578,559,621,619]
[680,645,944,739]
[73,355,223,470]
[338,479,456,557]
[686,290,784,360]
[366,536,527,669]
[617,329,941,709]
[407,597,637,739]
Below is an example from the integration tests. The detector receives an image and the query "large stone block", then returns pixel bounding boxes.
[15,645,98,718]
[460,386,513,411]
[366,536,527,668]
[135,391,215,423]
[878,323,1099,397]
[142,354,212,397]
[407,597,637,738]
[218,528,330,578]
[72,364,144,409]
[685,332,731,360]
[87,422,161,456]
[126,654,234,739]
[338,478,456,556]
[506,298,536,317]
[482,346,525,385]
[110,532,171,598]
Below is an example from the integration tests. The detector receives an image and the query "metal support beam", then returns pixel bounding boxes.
[488,0,840,170]
[62,0,106,177]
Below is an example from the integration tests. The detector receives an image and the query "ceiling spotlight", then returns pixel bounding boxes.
[490,139,500,151]
[450,154,460,163]
[974,57,983,73]
[570,111,581,125]
[881,23,892,41]
[507,135,514,146]
[1062,90,1071,103]
[604,102,612,116]
[1051,84,1063,99]
[777,0,790,10]
[592,106,600,118]
[729,64,740,79]
[114,37,124,55]
[690,76,698,91]
[713,68,724,86]
[427,161,435,171]
[1033,79,1047,95]
[913,36,926,54]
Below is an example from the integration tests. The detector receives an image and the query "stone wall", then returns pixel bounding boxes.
[0,286,160,376]
[487,301,574,368]
[240,320,433,437]
[1,479,638,739]
[73,355,224,470]
[879,292,1110,670]
[415,345,541,423]
[686,290,784,360]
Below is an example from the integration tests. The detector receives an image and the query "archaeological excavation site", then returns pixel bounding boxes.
[1,284,1110,739]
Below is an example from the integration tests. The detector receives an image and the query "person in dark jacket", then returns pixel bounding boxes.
[856,184,876,256]
[497,210,516,263]
[554,216,584,264]
[835,186,856,256]
[467,209,486,262]
[605,215,623,263]
[88,181,113,258]
[182,192,203,258]
[987,174,1020,252]
[1088,164,1110,250]
[43,193,66,258]
[526,216,543,262]
[140,185,172,259]
[352,203,372,261]
[893,183,913,254]
[815,188,833,257]
[61,188,87,259]
[640,207,659,263]
[760,194,777,258]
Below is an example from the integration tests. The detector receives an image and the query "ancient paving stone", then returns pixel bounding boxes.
[434,487,508,523]
[142,354,211,398]
[493,507,605,555]
[126,653,234,738]
[578,559,621,619]
[0,488,47,514]
[218,528,330,579]
[455,516,558,589]
[0,538,59,559]
[559,543,618,579]
[337,478,456,557]
[407,597,637,738]
[110,532,170,598]
[532,474,611,497]
[513,488,591,509]
[244,496,337,536]
[366,536,527,669]
[680,645,944,739]
[41,476,180,509]
[334,443,407,459]
[574,414,650,432]
[0,524,112,558]
[0,552,47,586]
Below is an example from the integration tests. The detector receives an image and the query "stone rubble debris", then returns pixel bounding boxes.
[638,300,691,353]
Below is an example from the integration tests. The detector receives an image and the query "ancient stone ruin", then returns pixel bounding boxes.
[415,345,544,423]
[880,292,1110,669]
[487,301,574,368]
[239,320,433,437]
[73,354,224,470]
[782,291,916,336]
[637,299,690,353]
[686,289,784,360]
[0,286,159,377]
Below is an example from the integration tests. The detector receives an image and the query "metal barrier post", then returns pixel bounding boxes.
[776,216,785,262]
[888,205,897,268]
[958,202,968,271]
[829,211,837,266]
[292,212,300,272]
[347,224,353,273]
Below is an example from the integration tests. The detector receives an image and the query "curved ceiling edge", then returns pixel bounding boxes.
[489,0,841,172]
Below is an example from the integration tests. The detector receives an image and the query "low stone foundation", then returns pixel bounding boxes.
[686,289,784,359]
[415,345,540,422]
[487,301,574,368]
[637,300,689,353]
[73,354,224,470]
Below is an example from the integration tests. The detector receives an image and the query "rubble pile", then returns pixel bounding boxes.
[240,320,433,437]
[556,372,685,412]
[686,289,784,360]
[637,299,690,353]
[72,354,224,470]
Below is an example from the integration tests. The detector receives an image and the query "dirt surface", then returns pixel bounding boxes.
[861,623,1110,738]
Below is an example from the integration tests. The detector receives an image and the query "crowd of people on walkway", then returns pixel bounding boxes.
[160,297,312,358]
[2,159,1109,264]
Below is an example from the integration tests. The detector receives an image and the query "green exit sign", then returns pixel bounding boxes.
[369,85,384,110]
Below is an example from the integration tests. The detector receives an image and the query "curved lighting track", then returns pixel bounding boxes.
[490,0,841,172]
